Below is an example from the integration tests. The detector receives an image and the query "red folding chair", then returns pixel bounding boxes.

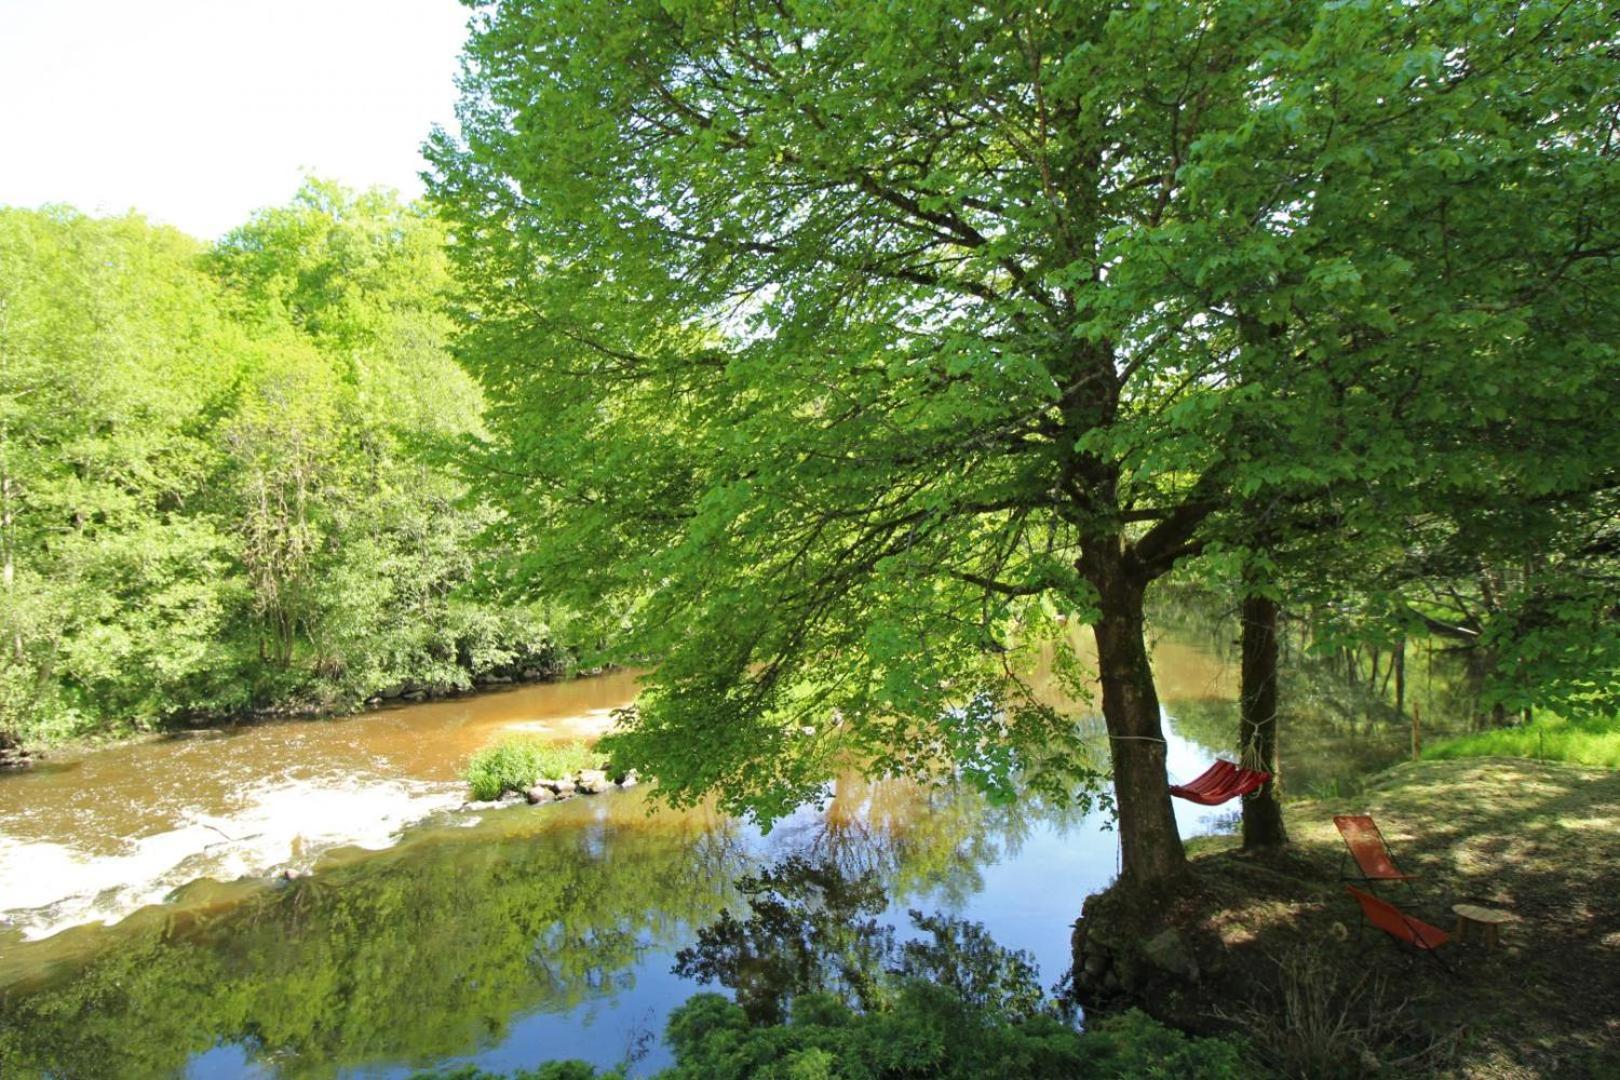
[1345,885,1453,974]
[1334,814,1417,887]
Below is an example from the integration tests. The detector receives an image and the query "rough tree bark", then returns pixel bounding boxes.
[1082,538,1187,887]
[1239,593,1287,850]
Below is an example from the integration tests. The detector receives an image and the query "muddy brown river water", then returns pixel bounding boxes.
[0,671,645,944]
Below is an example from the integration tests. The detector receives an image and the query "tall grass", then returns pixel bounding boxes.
[1423,715,1620,770]
[464,737,602,800]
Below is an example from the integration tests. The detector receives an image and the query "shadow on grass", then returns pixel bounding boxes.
[1168,759,1620,1077]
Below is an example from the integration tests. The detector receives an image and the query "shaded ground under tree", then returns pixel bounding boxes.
[1072,759,1620,1077]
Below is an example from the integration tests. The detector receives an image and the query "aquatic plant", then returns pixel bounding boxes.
[464,738,602,800]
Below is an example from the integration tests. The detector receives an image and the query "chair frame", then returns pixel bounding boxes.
[1334,814,1417,890]
[1345,885,1455,976]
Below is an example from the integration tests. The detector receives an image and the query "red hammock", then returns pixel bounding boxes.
[1168,759,1271,805]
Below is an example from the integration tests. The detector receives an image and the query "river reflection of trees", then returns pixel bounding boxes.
[0,777,1074,1078]
[673,854,1050,1028]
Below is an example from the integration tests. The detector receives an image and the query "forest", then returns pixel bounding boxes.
[0,181,567,747]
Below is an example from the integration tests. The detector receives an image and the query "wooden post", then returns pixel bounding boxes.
[1411,701,1422,761]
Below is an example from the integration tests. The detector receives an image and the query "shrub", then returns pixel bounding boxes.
[1220,945,1454,1078]
[410,1064,614,1080]
[463,737,601,800]
[655,988,1245,1080]
[411,992,1247,1080]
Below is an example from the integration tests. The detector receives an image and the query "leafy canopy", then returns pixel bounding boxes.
[432,0,1620,826]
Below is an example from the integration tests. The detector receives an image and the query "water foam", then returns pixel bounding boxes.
[0,775,464,941]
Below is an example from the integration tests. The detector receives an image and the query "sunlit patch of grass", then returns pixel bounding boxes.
[1423,714,1620,770]
[463,737,602,801]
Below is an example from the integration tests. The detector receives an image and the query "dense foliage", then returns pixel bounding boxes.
[0,182,564,743]
[416,999,1245,1080]
[431,0,1620,884]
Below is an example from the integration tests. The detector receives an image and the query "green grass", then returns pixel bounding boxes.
[464,737,602,801]
[1423,713,1620,769]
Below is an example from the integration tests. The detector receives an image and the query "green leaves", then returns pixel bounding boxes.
[431,0,1620,832]
[0,183,551,740]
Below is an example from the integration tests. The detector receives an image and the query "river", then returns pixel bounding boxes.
[0,621,1426,1077]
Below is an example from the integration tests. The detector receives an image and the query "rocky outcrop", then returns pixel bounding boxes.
[1068,884,1211,1018]
[0,730,35,769]
[0,744,35,770]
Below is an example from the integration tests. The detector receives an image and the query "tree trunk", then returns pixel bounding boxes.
[1393,642,1406,718]
[1082,541,1186,889]
[1,470,20,664]
[1239,594,1287,850]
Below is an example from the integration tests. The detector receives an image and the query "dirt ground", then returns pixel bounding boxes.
[1096,759,1620,1077]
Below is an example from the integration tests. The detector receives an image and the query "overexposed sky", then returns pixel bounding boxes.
[0,0,469,239]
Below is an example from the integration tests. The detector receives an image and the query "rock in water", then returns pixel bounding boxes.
[576,769,612,794]
[545,777,577,795]
[617,769,639,789]
[525,785,556,805]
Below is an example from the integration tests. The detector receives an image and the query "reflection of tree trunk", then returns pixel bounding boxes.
[1239,594,1287,850]
[1082,540,1186,888]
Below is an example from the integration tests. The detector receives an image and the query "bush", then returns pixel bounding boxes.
[411,993,1247,1080]
[643,989,1240,1080]
[463,737,602,800]
[1083,1009,1247,1079]
[411,1064,615,1080]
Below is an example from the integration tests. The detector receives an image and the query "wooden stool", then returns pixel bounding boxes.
[1452,903,1512,949]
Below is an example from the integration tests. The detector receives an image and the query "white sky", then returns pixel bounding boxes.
[0,0,469,240]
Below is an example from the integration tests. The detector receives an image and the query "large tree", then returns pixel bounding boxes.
[432,0,1618,888]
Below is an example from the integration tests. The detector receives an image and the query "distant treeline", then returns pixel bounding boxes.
[0,181,569,743]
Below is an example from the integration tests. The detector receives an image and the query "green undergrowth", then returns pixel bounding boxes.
[1423,713,1620,769]
[412,994,1245,1080]
[464,737,603,800]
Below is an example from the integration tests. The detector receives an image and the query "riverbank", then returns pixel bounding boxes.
[0,658,614,766]
[1074,758,1620,1077]
[0,669,649,943]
